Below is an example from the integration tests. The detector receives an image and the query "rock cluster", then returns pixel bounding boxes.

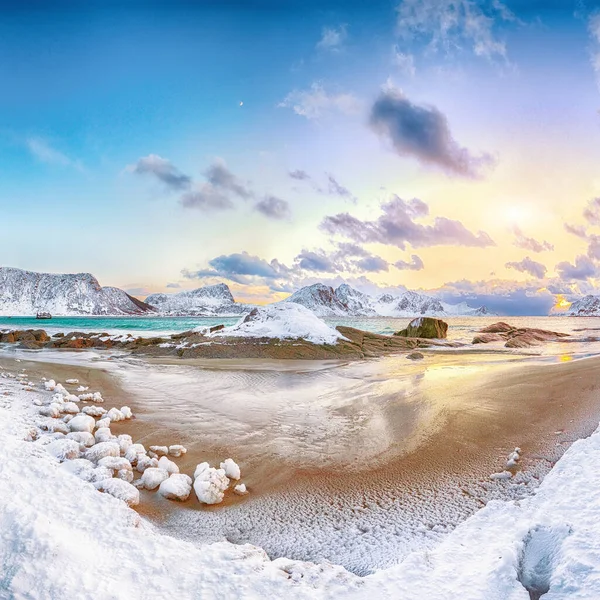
[472,322,569,348]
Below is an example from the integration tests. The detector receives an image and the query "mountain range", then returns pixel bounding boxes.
[0,267,152,316]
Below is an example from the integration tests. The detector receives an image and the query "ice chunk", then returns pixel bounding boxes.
[125,444,146,465]
[65,379,79,384]
[120,406,133,419]
[94,427,116,443]
[106,408,125,422]
[97,456,132,473]
[490,471,513,480]
[117,434,133,455]
[96,417,111,430]
[66,431,96,448]
[158,473,193,501]
[220,458,241,480]
[136,456,159,473]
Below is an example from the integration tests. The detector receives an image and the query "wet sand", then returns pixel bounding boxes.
[4,349,600,573]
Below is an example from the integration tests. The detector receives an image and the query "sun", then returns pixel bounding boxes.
[553,294,571,312]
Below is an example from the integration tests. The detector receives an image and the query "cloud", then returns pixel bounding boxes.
[289,169,311,181]
[564,223,588,238]
[435,278,555,316]
[166,283,181,289]
[396,0,515,60]
[131,154,191,190]
[26,138,82,170]
[278,83,360,120]
[295,249,337,272]
[180,185,234,211]
[316,25,347,52]
[354,256,389,272]
[511,225,554,253]
[183,252,291,286]
[394,254,424,271]
[369,86,495,177]
[392,47,416,76]
[326,174,356,202]
[254,195,292,220]
[205,159,252,200]
[555,255,598,281]
[505,256,547,279]
[321,195,495,249]
[583,197,600,226]
[131,155,253,212]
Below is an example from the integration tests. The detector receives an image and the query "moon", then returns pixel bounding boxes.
[239,101,244,107]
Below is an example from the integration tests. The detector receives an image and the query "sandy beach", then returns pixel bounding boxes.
[3,347,600,574]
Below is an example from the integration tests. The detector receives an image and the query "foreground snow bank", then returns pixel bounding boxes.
[201,304,344,345]
[0,377,358,599]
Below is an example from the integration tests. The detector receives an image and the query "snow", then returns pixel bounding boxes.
[4,367,600,598]
[68,414,96,433]
[157,455,179,475]
[84,441,120,463]
[234,483,249,495]
[149,445,169,456]
[141,467,170,490]
[159,473,193,501]
[168,444,187,457]
[220,458,241,480]
[193,462,230,504]
[208,303,344,345]
[0,266,152,316]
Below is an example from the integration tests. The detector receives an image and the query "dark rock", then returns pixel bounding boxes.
[479,322,515,334]
[395,317,448,339]
[209,324,225,333]
[406,351,425,360]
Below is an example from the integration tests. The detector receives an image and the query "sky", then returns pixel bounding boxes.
[3,0,600,314]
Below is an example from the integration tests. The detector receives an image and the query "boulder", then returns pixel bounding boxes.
[472,333,506,344]
[478,322,515,334]
[406,351,425,360]
[395,317,448,339]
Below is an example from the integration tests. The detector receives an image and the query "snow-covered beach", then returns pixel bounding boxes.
[2,351,600,598]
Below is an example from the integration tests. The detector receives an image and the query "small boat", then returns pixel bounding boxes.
[36,312,52,320]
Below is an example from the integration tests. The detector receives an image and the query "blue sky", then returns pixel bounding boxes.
[2,0,600,314]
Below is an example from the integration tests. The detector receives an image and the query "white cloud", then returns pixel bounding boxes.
[26,138,83,170]
[316,25,347,52]
[278,83,361,120]
[392,47,416,76]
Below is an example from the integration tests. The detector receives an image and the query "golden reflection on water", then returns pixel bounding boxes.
[560,354,573,362]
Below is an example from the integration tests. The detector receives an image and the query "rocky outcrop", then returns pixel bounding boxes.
[395,317,448,339]
[472,322,569,348]
[0,325,461,360]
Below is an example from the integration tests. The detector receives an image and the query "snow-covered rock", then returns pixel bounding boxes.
[136,456,159,473]
[94,427,115,443]
[0,266,154,316]
[97,456,132,473]
[145,283,252,317]
[158,473,193,501]
[45,439,80,461]
[82,406,106,417]
[66,431,96,448]
[193,462,230,504]
[220,458,241,480]
[94,478,140,506]
[68,414,96,434]
[209,303,344,345]
[234,483,248,495]
[84,441,120,463]
[157,456,179,475]
[168,444,187,458]
[149,445,169,456]
[141,467,169,490]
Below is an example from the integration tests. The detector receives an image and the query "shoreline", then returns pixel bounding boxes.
[3,347,600,573]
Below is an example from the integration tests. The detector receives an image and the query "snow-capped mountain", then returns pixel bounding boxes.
[145,283,252,316]
[283,283,490,317]
[0,267,153,316]
[565,295,600,316]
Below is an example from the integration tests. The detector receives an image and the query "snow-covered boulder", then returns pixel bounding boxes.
[120,406,133,419]
[46,439,80,461]
[209,303,343,345]
[96,417,110,430]
[66,431,96,448]
[168,445,187,458]
[106,408,125,422]
[158,456,179,475]
[82,406,106,417]
[158,474,193,501]
[149,445,169,456]
[117,434,133,455]
[94,478,140,506]
[141,467,169,490]
[97,456,132,473]
[220,458,241,480]
[68,414,96,434]
[84,441,120,463]
[94,427,115,443]
[136,456,158,473]
[193,462,229,505]
[234,483,248,495]
[125,443,146,465]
